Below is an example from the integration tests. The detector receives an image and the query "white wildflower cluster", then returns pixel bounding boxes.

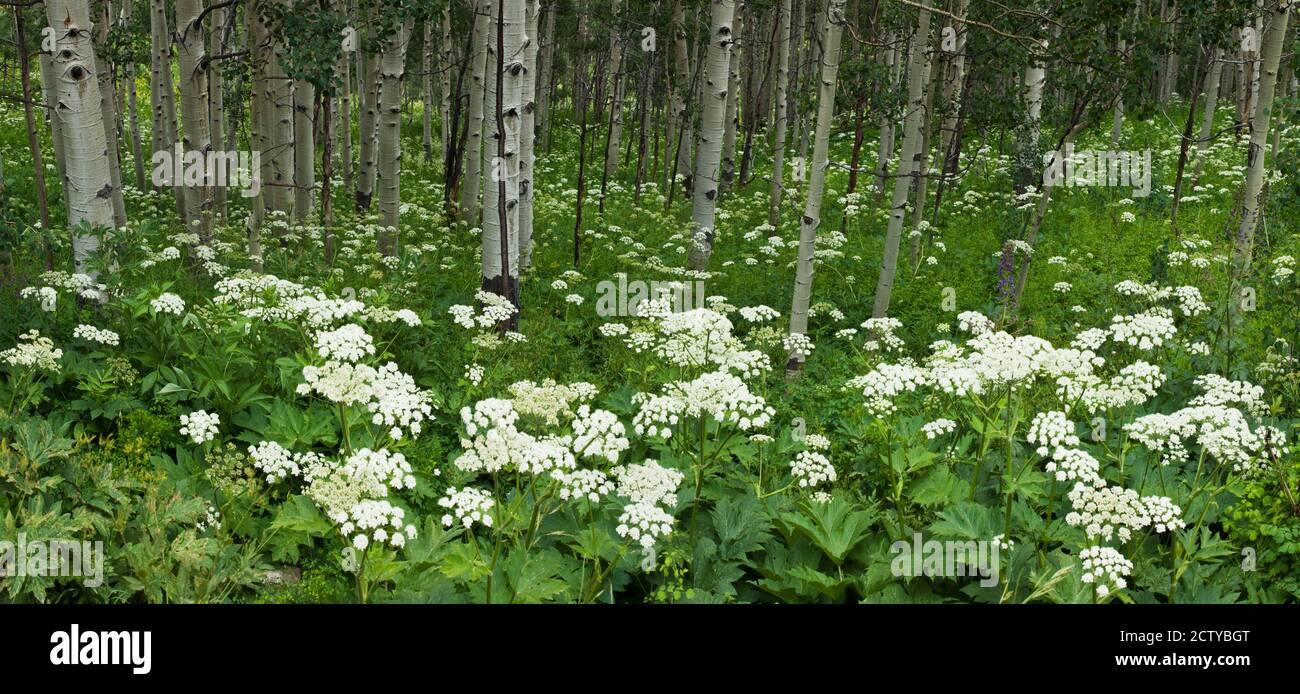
[790,450,836,488]
[845,362,928,415]
[1143,495,1187,533]
[465,363,485,386]
[612,459,684,507]
[20,286,58,312]
[508,379,598,426]
[633,370,776,438]
[1058,360,1165,414]
[957,311,994,335]
[150,292,187,316]
[922,418,957,439]
[1079,546,1134,597]
[1188,374,1267,417]
[1126,405,1262,471]
[314,324,376,362]
[438,487,496,529]
[297,360,434,440]
[1045,447,1104,487]
[1109,308,1176,350]
[1272,255,1295,283]
[179,410,221,445]
[449,290,518,330]
[612,460,683,549]
[803,433,830,451]
[570,405,630,463]
[1027,411,1080,453]
[456,407,575,475]
[248,441,331,483]
[72,324,120,346]
[341,499,417,550]
[247,441,419,550]
[1065,483,1159,542]
[0,331,63,372]
[860,317,906,352]
[783,332,815,358]
[552,468,613,502]
[738,305,780,322]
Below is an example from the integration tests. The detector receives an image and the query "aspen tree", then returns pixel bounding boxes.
[45,0,116,277]
[871,0,931,319]
[767,0,791,227]
[786,0,847,372]
[685,0,737,271]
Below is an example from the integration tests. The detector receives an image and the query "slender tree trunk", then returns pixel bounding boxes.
[460,0,492,224]
[377,22,412,253]
[601,0,626,196]
[93,0,126,227]
[937,0,968,174]
[248,0,266,269]
[417,19,431,166]
[871,1,931,319]
[670,0,694,187]
[876,29,902,202]
[14,8,52,237]
[441,4,454,169]
[1234,0,1290,264]
[150,0,185,222]
[786,0,847,372]
[519,0,539,269]
[767,0,792,226]
[267,0,294,219]
[293,78,315,221]
[207,3,229,220]
[1192,47,1223,184]
[124,0,146,192]
[685,0,737,271]
[907,41,940,267]
[45,0,116,277]
[175,0,214,242]
[40,53,69,188]
[481,0,524,311]
[355,15,380,211]
[720,4,742,194]
[537,1,555,150]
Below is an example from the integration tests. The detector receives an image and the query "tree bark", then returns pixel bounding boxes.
[786,0,847,372]
[871,0,931,319]
[685,0,737,271]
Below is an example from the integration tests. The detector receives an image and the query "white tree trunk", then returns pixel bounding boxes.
[685,0,737,271]
[356,13,381,211]
[603,0,626,185]
[670,0,694,185]
[871,1,931,319]
[519,0,540,268]
[460,0,493,225]
[150,0,185,222]
[45,0,116,276]
[537,2,556,150]
[293,78,316,221]
[720,5,743,194]
[92,0,126,227]
[1192,47,1223,182]
[1234,0,1290,262]
[937,0,969,172]
[767,0,792,226]
[378,22,413,254]
[175,0,214,242]
[481,0,524,300]
[786,0,847,370]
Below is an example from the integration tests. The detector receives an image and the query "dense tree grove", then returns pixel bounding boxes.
[0,0,1298,606]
